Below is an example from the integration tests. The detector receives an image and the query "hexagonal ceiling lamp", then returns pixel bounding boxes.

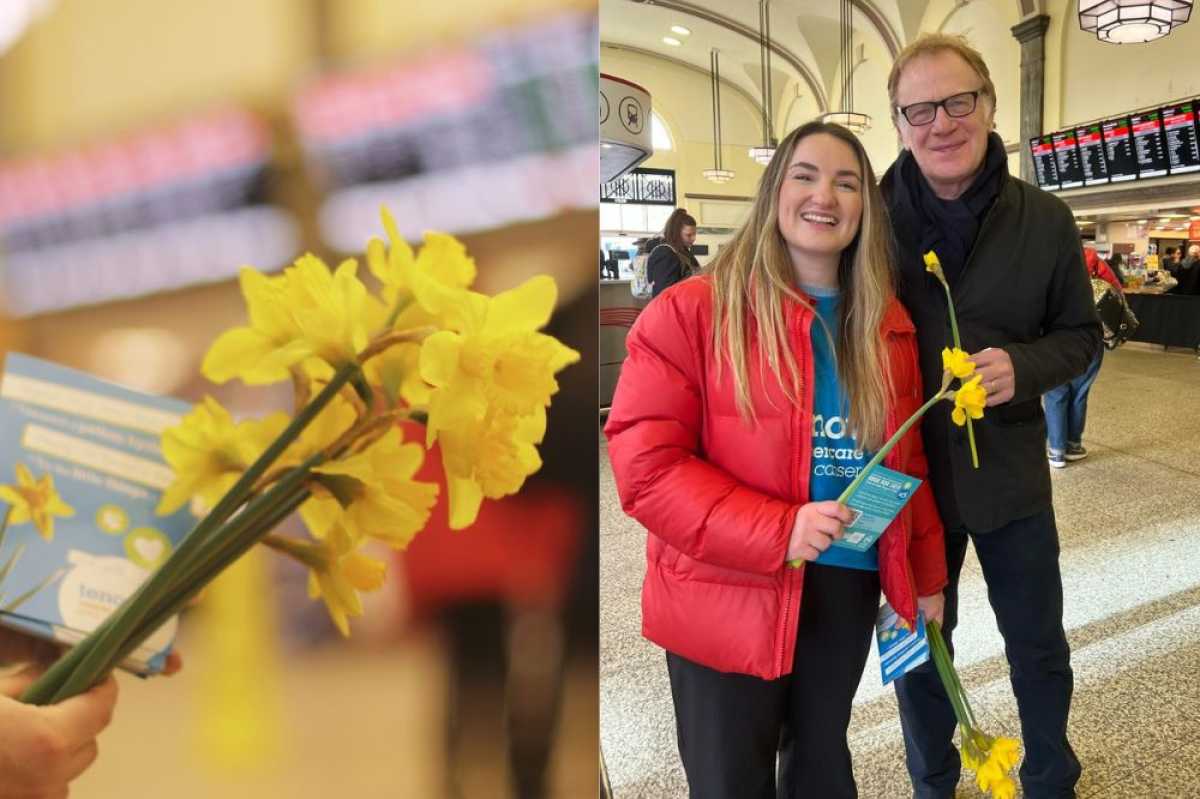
[1079,0,1192,43]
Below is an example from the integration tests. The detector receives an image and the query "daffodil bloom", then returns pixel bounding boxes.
[0,464,75,541]
[300,429,438,548]
[362,341,432,407]
[417,275,580,447]
[157,398,288,515]
[439,407,547,529]
[990,736,1021,772]
[941,347,976,379]
[264,525,386,636]
[924,250,946,282]
[975,758,1008,794]
[951,374,988,426]
[202,268,310,385]
[990,775,1017,799]
[368,207,476,307]
[283,254,385,369]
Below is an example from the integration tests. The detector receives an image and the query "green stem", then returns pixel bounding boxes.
[786,389,950,569]
[940,279,962,351]
[0,505,11,540]
[927,621,974,729]
[21,363,359,706]
[966,418,979,469]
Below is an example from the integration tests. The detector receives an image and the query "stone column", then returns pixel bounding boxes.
[1011,14,1051,183]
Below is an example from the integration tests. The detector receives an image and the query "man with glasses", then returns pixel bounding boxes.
[880,33,1099,799]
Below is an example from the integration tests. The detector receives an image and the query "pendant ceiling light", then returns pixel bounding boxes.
[1079,0,1192,43]
[702,49,735,184]
[820,0,871,133]
[748,0,777,165]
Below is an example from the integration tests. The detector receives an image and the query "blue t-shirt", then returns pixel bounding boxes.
[804,286,878,571]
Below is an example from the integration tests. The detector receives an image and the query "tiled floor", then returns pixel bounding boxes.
[599,343,1200,798]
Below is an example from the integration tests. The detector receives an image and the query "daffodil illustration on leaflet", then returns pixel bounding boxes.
[20,206,579,707]
[0,464,74,614]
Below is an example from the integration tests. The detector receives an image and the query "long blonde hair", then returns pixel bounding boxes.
[709,121,895,450]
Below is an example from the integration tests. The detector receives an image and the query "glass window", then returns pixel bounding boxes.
[652,112,673,151]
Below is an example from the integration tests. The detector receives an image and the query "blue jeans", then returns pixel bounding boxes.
[893,510,1080,799]
[1043,351,1103,454]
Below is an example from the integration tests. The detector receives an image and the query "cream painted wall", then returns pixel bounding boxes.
[0,0,314,151]
[1056,0,1200,128]
[601,47,768,216]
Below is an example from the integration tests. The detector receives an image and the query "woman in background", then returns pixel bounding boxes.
[646,208,701,298]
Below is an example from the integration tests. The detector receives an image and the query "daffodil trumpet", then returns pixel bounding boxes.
[925,251,981,469]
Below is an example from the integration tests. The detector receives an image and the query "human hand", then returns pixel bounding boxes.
[786,501,854,562]
[969,347,1015,406]
[917,593,945,627]
[0,667,118,799]
[0,629,60,668]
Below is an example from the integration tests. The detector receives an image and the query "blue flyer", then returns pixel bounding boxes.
[876,602,930,685]
[0,353,194,674]
[831,465,921,553]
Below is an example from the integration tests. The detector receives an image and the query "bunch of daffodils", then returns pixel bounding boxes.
[927,620,1021,798]
[21,207,579,705]
[786,348,986,569]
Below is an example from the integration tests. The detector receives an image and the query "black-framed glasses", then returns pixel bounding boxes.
[896,90,984,126]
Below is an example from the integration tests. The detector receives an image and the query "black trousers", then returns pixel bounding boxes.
[893,509,1081,799]
[667,563,881,799]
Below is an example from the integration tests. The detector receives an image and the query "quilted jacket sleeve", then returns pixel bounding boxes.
[604,285,798,576]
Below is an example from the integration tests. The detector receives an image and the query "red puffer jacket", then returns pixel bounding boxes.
[605,276,947,680]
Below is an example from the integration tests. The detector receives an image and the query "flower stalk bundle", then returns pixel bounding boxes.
[927,620,1021,799]
[924,250,980,468]
[19,207,579,706]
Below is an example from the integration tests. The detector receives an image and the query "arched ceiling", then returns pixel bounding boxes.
[600,0,923,119]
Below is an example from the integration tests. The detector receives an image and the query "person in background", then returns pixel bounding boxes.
[1106,252,1126,287]
[880,32,1099,799]
[1169,243,1200,295]
[607,121,947,798]
[646,208,701,298]
[1043,247,1120,468]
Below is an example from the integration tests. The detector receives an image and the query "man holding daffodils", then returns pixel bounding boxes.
[880,33,1100,799]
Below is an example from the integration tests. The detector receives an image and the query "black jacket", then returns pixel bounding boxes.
[882,157,1102,534]
[647,241,699,298]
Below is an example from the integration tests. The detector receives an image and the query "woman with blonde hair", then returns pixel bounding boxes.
[605,120,947,798]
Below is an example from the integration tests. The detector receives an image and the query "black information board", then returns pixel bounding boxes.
[1130,110,1169,178]
[1029,134,1060,190]
[1074,123,1109,186]
[1052,130,1085,189]
[1101,117,1138,182]
[1161,100,1200,175]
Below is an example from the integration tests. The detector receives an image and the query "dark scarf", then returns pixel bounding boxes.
[896,132,1008,286]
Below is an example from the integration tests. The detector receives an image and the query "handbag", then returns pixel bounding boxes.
[1091,278,1138,350]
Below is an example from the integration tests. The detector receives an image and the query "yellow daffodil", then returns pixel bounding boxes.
[300,428,438,548]
[0,464,75,541]
[418,275,580,447]
[157,398,288,515]
[975,757,1007,794]
[277,394,359,470]
[960,734,986,772]
[367,207,476,315]
[990,776,1016,799]
[362,341,431,407]
[951,374,987,427]
[941,347,976,379]
[265,525,386,637]
[990,736,1021,772]
[283,254,386,369]
[924,250,946,282]
[202,268,310,385]
[439,407,546,529]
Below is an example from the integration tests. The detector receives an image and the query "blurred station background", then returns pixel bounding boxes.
[0,1,599,797]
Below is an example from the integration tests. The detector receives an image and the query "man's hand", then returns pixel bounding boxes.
[917,593,945,627]
[786,501,854,562]
[970,347,1015,406]
[0,667,118,799]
